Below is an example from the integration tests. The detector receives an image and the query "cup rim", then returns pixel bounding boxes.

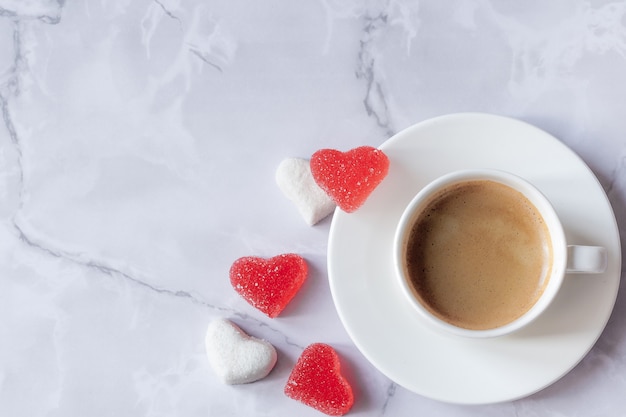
[393,169,567,338]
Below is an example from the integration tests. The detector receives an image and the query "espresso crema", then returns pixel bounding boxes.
[405,180,553,330]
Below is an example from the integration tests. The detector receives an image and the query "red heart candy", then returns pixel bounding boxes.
[284,343,354,416]
[310,146,389,213]
[229,254,308,318]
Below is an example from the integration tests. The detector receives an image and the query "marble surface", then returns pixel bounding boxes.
[1,1,625,416]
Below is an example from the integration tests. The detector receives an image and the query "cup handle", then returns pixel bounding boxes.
[566,245,607,273]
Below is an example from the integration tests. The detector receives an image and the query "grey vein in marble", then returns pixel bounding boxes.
[0,21,26,201]
[0,5,286,354]
[0,4,202,311]
[12,216,305,351]
[380,381,398,415]
[357,12,396,138]
[0,0,63,24]
[13,218,199,301]
[153,0,182,29]
[606,152,626,198]
[188,48,223,72]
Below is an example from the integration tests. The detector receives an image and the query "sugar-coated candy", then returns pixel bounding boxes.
[284,343,354,416]
[275,157,337,226]
[310,146,389,213]
[205,318,277,384]
[230,254,308,318]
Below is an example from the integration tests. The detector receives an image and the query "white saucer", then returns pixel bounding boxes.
[328,113,621,404]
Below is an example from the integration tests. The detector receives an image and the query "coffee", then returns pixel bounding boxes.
[405,180,553,330]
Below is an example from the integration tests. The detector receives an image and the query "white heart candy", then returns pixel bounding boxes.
[275,157,336,226]
[205,318,277,384]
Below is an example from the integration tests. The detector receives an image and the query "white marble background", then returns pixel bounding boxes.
[1,1,625,416]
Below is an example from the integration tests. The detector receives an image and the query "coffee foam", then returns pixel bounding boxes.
[405,180,553,330]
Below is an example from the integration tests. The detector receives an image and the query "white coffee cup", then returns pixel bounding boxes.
[393,169,607,338]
